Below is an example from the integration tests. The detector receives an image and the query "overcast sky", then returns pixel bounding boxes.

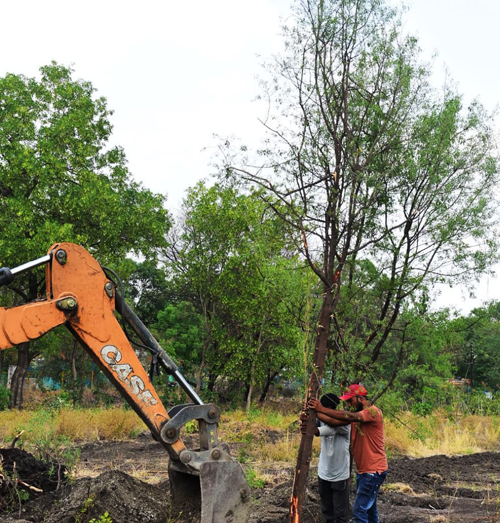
[1,0,499,313]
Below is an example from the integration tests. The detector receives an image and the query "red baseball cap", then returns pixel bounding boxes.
[339,384,367,400]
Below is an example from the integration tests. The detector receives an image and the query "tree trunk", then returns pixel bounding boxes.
[469,344,474,390]
[71,339,78,381]
[9,342,30,409]
[246,327,264,412]
[196,300,212,393]
[259,371,279,403]
[78,342,87,403]
[207,374,216,393]
[288,286,334,522]
[245,381,253,412]
[196,346,207,393]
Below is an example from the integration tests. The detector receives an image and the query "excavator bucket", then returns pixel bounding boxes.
[169,459,251,523]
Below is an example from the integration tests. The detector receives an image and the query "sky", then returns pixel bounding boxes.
[1,0,499,313]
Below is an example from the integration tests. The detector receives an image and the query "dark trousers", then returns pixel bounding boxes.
[318,476,350,523]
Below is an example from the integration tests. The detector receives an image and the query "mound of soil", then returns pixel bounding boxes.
[2,436,500,523]
[19,470,172,523]
[0,448,67,515]
[0,449,65,494]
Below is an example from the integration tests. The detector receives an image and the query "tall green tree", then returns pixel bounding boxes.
[372,307,461,410]
[165,182,309,403]
[217,0,499,517]
[451,302,500,391]
[0,63,171,407]
[209,248,308,408]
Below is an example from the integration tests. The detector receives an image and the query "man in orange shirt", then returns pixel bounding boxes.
[308,384,388,523]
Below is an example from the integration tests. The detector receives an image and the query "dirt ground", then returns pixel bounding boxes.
[1,433,500,523]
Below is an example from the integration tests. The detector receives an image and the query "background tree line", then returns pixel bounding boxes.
[2,176,500,412]
[1,0,499,413]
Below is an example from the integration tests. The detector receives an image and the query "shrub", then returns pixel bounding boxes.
[245,465,265,488]
[89,512,113,523]
[0,384,11,410]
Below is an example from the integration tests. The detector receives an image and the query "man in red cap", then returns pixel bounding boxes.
[308,384,388,523]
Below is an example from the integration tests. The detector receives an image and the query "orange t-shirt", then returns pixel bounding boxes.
[351,405,388,474]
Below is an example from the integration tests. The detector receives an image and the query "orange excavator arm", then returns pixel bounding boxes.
[0,243,250,523]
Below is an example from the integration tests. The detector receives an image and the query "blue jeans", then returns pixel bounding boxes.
[353,471,387,523]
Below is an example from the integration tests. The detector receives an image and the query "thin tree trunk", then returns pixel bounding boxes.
[196,344,207,393]
[288,286,334,522]
[78,342,87,403]
[9,342,30,409]
[246,326,264,412]
[259,370,279,403]
[196,300,213,392]
[71,339,78,381]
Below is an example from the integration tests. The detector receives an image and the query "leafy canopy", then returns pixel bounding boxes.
[0,62,170,275]
[217,0,500,387]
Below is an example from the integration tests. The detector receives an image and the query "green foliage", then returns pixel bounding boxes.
[165,182,309,403]
[30,327,99,404]
[124,259,172,327]
[0,384,12,410]
[0,472,30,512]
[197,388,219,405]
[411,401,434,418]
[463,390,500,416]
[184,420,198,435]
[407,418,436,443]
[18,489,30,502]
[75,495,97,523]
[148,373,182,408]
[217,0,500,396]
[154,301,204,374]
[0,56,498,414]
[237,447,251,464]
[0,62,172,408]
[42,392,74,412]
[89,512,113,523]
[0,62,170,272]
[14,409,81,477]
[450,302,500,391]
[245,465,265,488]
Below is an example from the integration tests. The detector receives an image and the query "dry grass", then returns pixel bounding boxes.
[57,408,145,441]
[384,411,500,458]
[218,405,306,479]
[0,410,35,441]
[381,482,416,495]
[0,407,146,448]
[1,403,499,466]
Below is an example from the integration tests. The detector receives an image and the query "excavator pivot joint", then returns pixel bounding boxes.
[55,249,67,265]
[104,282,114,298]
[56,297,77,311]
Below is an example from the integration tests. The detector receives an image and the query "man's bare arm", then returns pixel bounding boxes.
[316,411,350,427]
[308,398,362,423]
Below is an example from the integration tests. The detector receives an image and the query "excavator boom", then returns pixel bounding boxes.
[0,243,251,523]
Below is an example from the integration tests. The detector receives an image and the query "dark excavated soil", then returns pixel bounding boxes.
[2,435,500,522]
[0,449,66,494]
